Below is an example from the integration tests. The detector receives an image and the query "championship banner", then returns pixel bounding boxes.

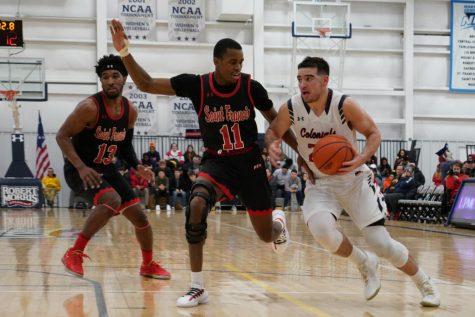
[168,0,205,41]
[450,0,475,92]
[168,96,199,135]
[118,0,156,41]
[124,83,157,134]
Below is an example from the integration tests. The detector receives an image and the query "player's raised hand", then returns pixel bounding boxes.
[110,19,128,52]
[136,164,155,182]
[268,139,282,168]
[77,165,102,190]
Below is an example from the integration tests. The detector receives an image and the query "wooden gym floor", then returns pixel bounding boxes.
[0,208,474,317]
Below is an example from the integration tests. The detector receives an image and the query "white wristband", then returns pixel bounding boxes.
[119,39,130,58]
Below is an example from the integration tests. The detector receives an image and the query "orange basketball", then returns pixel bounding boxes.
[312,135,354,175]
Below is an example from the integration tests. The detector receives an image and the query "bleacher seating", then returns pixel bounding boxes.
[397,185,446,224]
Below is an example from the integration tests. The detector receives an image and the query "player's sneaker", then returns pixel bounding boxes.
[418,278,440,307]
[176,287,209,308]
[271,210,289,254]
[62,248,90,277]
[358,251,381,300]
[140,260,171,280]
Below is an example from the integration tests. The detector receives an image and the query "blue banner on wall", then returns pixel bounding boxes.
[450,0,475,92]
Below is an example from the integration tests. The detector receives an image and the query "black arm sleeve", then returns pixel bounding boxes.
[118,128,139,170]
[251,80,273,111]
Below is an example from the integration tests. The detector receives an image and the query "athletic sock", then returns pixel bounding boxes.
[348,246,367,266]
[411,268,429,287]
[141,249,153,265]
[191,271,204,289]
[72,233,90,252]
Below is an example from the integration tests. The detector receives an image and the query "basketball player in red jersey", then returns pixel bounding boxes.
[110,19,306,307]
[266,56,440,307]
[57,55,170,280]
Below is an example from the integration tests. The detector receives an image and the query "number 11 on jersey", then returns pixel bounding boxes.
[219,123,244,151]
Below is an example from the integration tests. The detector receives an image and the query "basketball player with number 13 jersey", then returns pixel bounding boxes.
[265,57,440,307]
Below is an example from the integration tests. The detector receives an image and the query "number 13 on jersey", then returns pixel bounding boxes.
[219,123,244,151]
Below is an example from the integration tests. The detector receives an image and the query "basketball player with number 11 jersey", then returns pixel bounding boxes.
[265,56,440,307]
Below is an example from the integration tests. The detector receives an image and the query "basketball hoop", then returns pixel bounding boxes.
[316,27,332,38]
[0,90,18,102]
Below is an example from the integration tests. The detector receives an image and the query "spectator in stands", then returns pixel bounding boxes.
[144,142,161,163]
[284,169,303,208]
[188,170,197,184]
[153,170,170,209]
[432,164,442,186]
[409,162,425,186]
[468,154,475,177]
[157,159,173,179]
[142,153,158,174]
[386,165,404,193]
[273,163,291,199]
[169,169,190,210]
[165,143,184,166]
[378,157,391,178]
[384,166,417,218]
[367,155,378,166]
[129,167,150,210]
[183,144,197,167]
[446,162,470,204]
[462,161,471,176]
[42,167,61,208]
[394,149,408,169]
[383,172,395,193]
[261,150,272,172]
[189,155,201,174]
[436,144,455,184]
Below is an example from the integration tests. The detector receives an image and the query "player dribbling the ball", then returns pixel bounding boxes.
[265,56,440,307]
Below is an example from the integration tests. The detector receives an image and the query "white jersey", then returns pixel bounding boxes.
[287,89,368,178]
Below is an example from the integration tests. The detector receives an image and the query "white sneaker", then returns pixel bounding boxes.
[358,251,381,300]
[271,210,289,254]
[419,278,440,307]
[176,287,209,308]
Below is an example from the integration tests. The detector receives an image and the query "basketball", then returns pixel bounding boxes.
[312,135,354,175]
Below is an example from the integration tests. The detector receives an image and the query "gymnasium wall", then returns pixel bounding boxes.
[0,0,474,206]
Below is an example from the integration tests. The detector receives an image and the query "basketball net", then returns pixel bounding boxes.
[0,90,22,132]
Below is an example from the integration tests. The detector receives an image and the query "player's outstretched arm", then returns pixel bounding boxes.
[110,19,176,96]
[264,104,292,167]
[56,99,103,189]
[338,98,381,174]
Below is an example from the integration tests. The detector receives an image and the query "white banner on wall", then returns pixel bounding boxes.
[124,83,157,134]
[168,0,205,42]
[168,96,199,135]
[450,0,475,92]
[118,0,156,41]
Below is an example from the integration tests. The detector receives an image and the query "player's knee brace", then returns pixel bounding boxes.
[185,181,216,244]
[307,212,343,253]
[362,226,409,268]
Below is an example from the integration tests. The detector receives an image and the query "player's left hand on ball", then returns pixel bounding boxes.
[337,146,364,174]
[268,139,282,168]
[110,19,128,52]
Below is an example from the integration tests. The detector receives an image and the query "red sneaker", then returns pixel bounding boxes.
[140,260,171,280]
[62,248,90,277]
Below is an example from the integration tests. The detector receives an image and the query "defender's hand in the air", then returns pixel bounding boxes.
[110,19,128,52]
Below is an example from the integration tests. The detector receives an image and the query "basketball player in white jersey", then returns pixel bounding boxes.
[265,57,440,307]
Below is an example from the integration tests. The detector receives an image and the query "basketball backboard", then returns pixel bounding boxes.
[292,1,351,39]
[0,57,47,101]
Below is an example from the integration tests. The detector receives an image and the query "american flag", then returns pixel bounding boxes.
[35,112,51,179]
